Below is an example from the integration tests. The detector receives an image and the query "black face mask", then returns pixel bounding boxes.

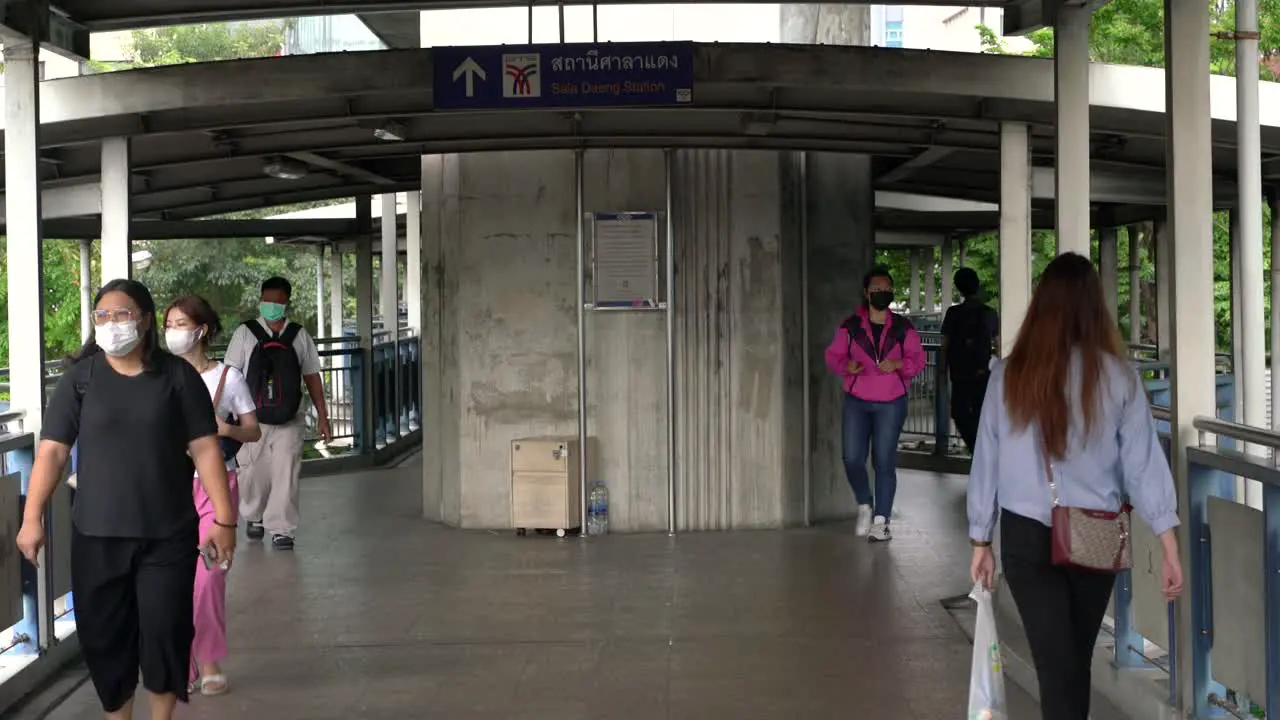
[868,291,893,311]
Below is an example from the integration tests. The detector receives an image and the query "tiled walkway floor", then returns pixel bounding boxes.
[45,460,1040,719]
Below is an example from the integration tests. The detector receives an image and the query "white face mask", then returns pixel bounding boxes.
[98,321,141,357]
[165,328,202,356]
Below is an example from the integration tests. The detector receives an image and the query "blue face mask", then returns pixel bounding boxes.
[259,302,287,322]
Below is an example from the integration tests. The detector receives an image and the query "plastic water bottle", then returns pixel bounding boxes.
[588,482,609,535]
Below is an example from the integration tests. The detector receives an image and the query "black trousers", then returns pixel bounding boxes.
[950,374,989,453]
[1001,510,1115,720]
[71,522,198,712]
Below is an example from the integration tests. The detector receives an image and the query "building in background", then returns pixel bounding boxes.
[285,14,386,55]
[870,5,1033,53]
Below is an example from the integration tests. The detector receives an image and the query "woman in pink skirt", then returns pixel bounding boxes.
[164,296,261,696]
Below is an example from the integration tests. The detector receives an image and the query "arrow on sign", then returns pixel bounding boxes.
[451,57,487,97]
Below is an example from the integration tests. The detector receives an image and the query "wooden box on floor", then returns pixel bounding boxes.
[511,436,591,537]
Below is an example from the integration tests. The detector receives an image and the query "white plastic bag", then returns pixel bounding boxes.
[968,583,1007,720]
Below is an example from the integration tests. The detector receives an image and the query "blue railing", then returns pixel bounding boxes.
[0,410,79,711]
[1109,407,1278,719]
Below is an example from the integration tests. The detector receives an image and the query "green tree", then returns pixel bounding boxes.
[128,22,286,67]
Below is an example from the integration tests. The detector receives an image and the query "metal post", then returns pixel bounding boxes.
[575,149,589,536]
[1263,481,1280,717]
[665,149,679,535]
[315,245,326,340]
[908,249,921,313]
[79,238,93,342]
[799,152,811,527]
[592,3,598,42]
[1272,192,1280,447]
[558,3,565,43]
[1128,224,1142,345]
[923,247,936,313]
[528,1,534,43]
[1237,0,1266,508]
[1099,227,1119,323]
[940,236,954,307]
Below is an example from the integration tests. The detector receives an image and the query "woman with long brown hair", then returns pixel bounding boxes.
[967,253,1183,720]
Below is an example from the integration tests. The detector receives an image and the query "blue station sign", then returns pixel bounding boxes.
[433,41,694,110]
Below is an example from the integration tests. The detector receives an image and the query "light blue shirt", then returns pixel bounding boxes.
[967,352,1180,543]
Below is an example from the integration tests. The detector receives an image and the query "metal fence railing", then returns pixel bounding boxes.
[1106,410,1279,719]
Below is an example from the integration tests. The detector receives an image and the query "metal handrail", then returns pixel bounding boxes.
[1150,405,1171,422]
[0,431,34,455]
[1192,415,1280,451]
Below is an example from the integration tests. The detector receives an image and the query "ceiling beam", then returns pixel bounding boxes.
[14,217,361,240]
[876,147,957,185]
[284,151,397,186]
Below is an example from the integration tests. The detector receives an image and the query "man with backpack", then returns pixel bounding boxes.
[940,268,999,454]
[223,277,330,549]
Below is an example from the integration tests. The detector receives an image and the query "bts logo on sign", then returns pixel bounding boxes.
[502,53,541,98]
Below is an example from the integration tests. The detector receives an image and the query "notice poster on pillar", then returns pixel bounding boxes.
[592,212,659,309]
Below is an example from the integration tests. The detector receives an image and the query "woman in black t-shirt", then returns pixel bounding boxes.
[15,279,238,720]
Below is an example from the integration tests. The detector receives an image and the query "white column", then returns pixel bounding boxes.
[100,137,132,282]
[79,238,93,342]
[356,206,376,448]
[380,193,399,335]
[1154,220,1171,360]
[1165,0,1216,709]
[1128,224,1142,345]
[315,245,326,340]
[1054,3,1091,257]
[940,236,955,307]
[999,122,1033,356]
[406,189,422,334]
[1098,227,1119,322]
[329,244,344,339]
[923,247,936,312]
[1235,0,1266,509]
[908,249,921,312]
[4,41,47,428]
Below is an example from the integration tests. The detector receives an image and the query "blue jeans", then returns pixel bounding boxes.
[842,393,909,519]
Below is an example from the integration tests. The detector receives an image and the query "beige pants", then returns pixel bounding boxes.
[236,420,304,537]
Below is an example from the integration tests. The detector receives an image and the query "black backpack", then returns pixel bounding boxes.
[947,304,995,381]
[243,321,304,426]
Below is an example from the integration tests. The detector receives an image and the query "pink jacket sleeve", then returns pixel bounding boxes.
[825,325,851,376]
[900,326,927,380]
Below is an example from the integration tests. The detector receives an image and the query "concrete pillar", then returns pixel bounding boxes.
[406,189,422,334]
[380,193,399,335]
[1164,0,1217,710]
[1054,3,1091,257]
[1154,220,1171,359]
[356,196,375,451]
[941,236,955,307]
[329,244,344,338]
[4,40,47,428]
[922,247,936,313]
[1127,224,1142,345]
[799,153,875,523]
[999,122,1033,356]
[958,238,968,268]
[315,245,326,339]
[100,137,132,282]
[1098,227,1119,322]
[908,249,921,312]
[1272,192,1280,439]
[79,239,93,342]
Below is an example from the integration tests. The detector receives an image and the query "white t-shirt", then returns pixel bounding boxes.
[222,318,323,425]
[201,362,257,470]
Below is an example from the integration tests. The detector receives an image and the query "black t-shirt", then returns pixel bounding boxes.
[41,352,218,538]
[869,321,884,349]
[941,299,1000,380]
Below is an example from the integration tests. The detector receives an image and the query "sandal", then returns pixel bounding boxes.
[199,674,229,696]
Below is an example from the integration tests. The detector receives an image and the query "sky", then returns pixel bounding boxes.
[419,4,783,46]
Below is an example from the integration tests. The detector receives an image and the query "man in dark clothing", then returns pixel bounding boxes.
[941,268,999,453]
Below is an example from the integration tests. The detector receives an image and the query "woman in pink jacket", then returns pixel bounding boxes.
[824,265,927,541]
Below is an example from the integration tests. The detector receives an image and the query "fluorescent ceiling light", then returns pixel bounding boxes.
[263,157,309,180]
[373,121,406,142]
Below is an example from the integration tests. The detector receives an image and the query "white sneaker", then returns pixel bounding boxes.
[854,505,873,537]
[868,516,892,542]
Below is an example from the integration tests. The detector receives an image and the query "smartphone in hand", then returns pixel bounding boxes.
[199,544,229,572]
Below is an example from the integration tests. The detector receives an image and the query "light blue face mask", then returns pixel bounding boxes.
[259,302,287,322]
